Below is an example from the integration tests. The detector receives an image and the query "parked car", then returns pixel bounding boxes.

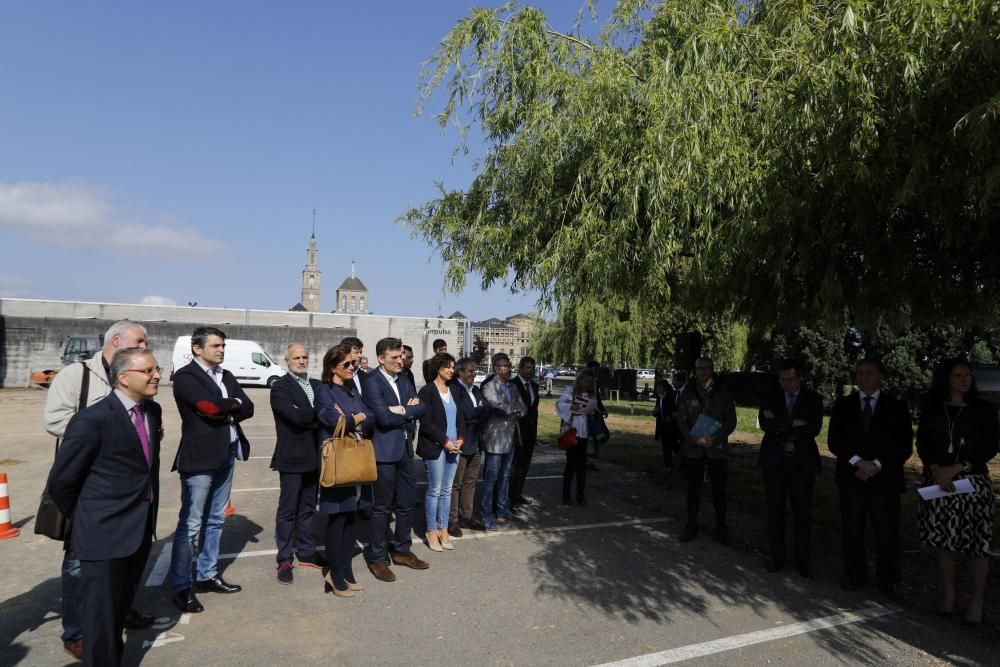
[637,368,656,380]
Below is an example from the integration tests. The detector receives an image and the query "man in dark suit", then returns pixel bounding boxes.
[401,344,417,391]
[510,356,540,508]
[828,359,913,601]
[449,356,491,536]
[422,338,448,384]
[170,327,254,613]
[270,343,325,585]
[653,378,680,469]
[758,359,824,577]
[340,337,367,396]
[47,348,162,666]
[362,336,428,581]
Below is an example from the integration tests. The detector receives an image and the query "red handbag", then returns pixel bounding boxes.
[557,425,578,450]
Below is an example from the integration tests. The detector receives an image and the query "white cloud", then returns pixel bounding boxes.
[139,295,178,306]
[0,181,224,257]
[0,274,33,297]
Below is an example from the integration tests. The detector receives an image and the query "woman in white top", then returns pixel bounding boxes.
[556,370,598,505]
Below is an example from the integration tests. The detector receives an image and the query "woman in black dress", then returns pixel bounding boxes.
[916,359,999,626]
[315,343,375,597]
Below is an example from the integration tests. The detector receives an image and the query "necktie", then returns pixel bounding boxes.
[786,394,796,419]
[862,396,873,435]
[131,404,153,503]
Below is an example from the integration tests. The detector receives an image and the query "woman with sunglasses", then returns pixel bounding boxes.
[416,353,466,551]
[315,343,374,597]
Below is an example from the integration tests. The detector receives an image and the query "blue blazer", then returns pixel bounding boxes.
[316,382,374,441]
[455,382,490,454]
[363,369,425,462]
[47,393,161,561]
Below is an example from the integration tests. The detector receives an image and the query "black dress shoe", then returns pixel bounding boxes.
[765,559,784,573]
[679,528,698,543]
[172,589,204,613]
[448,523,463,538]
[124,607,155,629]
[797,563,813,579]
[575,494,587,506]
[194,576,242,594]
[714,526,730,545]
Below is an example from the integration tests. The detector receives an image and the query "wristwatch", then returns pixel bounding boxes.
[961,460,972,473]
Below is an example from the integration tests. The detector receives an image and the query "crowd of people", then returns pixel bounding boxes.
[654,355,997,630]
[39,320,998,665]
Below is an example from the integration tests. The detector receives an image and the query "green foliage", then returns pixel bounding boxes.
[404,0,1000,329]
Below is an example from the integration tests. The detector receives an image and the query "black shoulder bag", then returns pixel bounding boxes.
[34,363,90,541]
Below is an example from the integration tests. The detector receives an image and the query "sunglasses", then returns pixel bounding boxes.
[338,360,354,370]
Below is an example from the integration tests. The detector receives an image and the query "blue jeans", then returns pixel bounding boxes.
[170,449,236,590]
[60,549,82,641]
[480,450,515,528]
[424,453,459,531]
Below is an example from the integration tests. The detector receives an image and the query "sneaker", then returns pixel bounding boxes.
[276,561,294,584]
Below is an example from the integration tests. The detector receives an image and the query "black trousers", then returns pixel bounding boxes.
[79,516,153,666]
[365,455,416,564]
[510,439,536,502]
[322,511,357,588]
[839,486,901,586]
[275,470,318,564]
[684,457,728,531]
[563,440,588,498]
[763,460,815,565]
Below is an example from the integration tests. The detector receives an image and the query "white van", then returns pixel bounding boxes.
[170,336,287,388]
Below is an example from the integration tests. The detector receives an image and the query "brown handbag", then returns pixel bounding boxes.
[319,415,377,488]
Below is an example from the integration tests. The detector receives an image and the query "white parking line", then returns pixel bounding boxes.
[591,605,900,667]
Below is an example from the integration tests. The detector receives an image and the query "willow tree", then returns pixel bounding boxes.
[402,0,1000,331]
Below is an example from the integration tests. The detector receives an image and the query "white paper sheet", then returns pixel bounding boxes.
[917,478,974,501]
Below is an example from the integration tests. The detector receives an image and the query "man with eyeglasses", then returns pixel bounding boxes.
[170,327,254,613]
[47,348,163,666]
[42,320,154,661]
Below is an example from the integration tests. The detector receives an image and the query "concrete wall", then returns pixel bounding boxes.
[0,298,460,388]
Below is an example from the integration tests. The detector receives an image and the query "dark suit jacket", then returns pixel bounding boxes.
[455,382,490,454]
[828,391,913,493]
[172,360,254,473]
[269,373,321,473]
[654,388,679,442]
[416,383,468,460]
[400,368,416,392]
[363,370,425,462]
[758,387,824,473]
[47,393,161,560]
[512,375,540,448]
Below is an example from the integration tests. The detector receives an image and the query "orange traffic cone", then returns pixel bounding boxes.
[0,473,21,539]
[225,501,235,517]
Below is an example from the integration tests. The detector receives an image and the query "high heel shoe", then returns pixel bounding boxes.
[346,580,365,592]
[439,529,454,551]
[426,530,443,552]
[322,569,354,597]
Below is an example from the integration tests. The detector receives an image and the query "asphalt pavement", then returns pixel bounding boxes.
[0,388,995,666]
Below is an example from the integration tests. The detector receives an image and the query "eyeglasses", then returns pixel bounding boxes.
[124,367,161,377]
[338,361,354,370]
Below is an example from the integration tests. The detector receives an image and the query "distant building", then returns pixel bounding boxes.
[335,262,369,314]
[452,311,536,368]
[297,232,322,313]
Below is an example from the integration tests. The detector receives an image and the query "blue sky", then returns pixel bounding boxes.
[0,1,586,320]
